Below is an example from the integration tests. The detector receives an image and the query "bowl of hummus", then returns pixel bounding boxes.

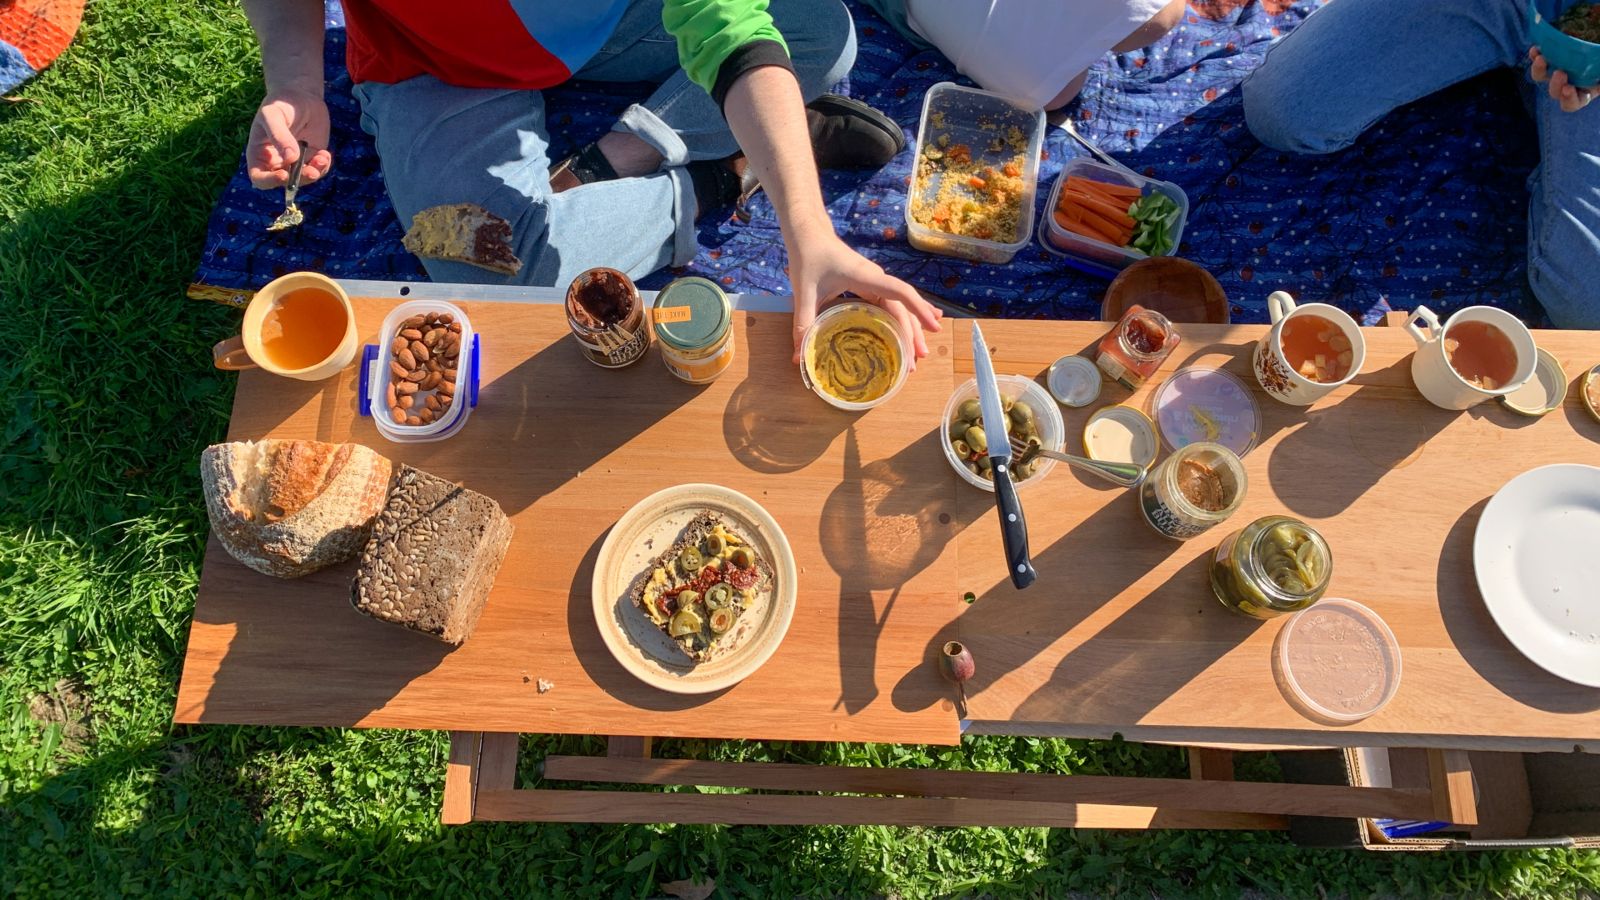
[800,302,910,411]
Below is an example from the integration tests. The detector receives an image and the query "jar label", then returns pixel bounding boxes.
[1095,350,1144,391]
[572,325,649,368]
[1139,478,1213,540]
[662,333,735,384]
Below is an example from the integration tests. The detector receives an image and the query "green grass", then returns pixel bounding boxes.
[2,2,1600,896]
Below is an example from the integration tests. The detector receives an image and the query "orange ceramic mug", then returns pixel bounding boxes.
[212,272,359,380]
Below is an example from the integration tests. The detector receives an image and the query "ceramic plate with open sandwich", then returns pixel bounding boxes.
[592,484,797,693]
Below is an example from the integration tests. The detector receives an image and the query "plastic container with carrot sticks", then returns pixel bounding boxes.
[1039,157,1189,278]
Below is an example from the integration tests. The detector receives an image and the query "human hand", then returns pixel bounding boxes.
[788,235,944,368]
[247,88,333,189]
[1529,47,1596,113]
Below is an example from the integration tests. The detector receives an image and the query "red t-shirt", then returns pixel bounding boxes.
[342,0,630,89]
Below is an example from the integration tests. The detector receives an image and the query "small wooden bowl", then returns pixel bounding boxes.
[1101,257,1230,324]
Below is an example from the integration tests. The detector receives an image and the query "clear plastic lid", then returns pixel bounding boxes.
[1152,366,1260,458]
[1047,355,1102,407]
[1276,598,1401,724]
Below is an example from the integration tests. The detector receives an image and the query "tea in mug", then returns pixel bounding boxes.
[1444,320,1518,390]
[260,288,346,370]
[1280,313,1353,383]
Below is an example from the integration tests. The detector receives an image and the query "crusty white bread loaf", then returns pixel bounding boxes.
[351,465,512,645]
[200,440,393,578]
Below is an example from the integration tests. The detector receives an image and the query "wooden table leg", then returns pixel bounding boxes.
[1187,748,1235,782]
[439,731,521,825]
[1426,748,1478,826]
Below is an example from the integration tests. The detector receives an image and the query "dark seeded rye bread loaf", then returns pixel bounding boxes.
[351,465,512,645]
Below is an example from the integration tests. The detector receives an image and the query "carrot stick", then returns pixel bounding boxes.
[1056,208,1125,245]
[1065,176,1141,202]
[1063,190,1137,228]
[1068,198,1134,240]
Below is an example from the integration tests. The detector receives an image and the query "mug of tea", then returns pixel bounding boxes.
[1405,305,1537,410]
[212,272,359,380]
[1251,291,1366,406]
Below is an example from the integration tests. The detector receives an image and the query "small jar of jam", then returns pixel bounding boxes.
[565,267,650,369]
[1095,304,1179,390]
[1138,441,1245,540]
[1210,515,1332,619]
[652,277,735,385]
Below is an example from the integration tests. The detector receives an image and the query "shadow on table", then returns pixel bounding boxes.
[1266,358,1451,519]
[376,336,700,516]
[889,492,1238,721]
[721,375,854,474]
[185,553,454,728]
[821,426,984,715]
[564,525,731,712]
[1437,498,1600,716]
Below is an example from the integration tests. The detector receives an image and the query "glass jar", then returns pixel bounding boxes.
[1210,515,1332,619]
[1095,304,1180,390]
[565,267,650,369]
[1138,441,1246,540]
[653,277,734,385]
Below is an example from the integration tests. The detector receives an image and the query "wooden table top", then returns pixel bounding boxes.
[944,320,1600,752]
[176,296,1600,751]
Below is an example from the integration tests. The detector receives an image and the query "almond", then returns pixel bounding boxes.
[391,337,407,356]
[390,407,406,424]
[448,322,463,334]
[399,394,414,409]
[436,313,454,326]
[386,382,397,407]
[419,371,443,391]
[396,380,418,395]
[396,347,416,370]
[438,378,456,396]
[399,327,424,341]
[412,341,430,363]
[401,315,425,329]
[404,367,427,383]
[389,360,408,380]
[424,327,447,348]
[405,415,422,426]
[418,408,435,424]
[425,394,442,412]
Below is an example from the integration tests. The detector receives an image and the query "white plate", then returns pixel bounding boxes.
[1473,464,1600,687]
[591,484,797,694]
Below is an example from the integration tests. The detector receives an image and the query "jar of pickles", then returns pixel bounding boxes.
[1210,515,1332,619]
[1138,441,1246,540]
[1095,304,1180,390]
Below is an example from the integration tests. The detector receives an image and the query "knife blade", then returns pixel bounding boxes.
[970,323,1036,590]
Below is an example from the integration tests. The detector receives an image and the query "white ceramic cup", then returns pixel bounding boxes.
[1251,291,1366,406]
[1405,305,1536,410]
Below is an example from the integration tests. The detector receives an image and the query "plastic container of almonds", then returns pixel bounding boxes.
[359,299,481,443]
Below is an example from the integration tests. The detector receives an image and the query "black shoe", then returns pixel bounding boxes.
[549,141,619,190]
[806,93,907,170]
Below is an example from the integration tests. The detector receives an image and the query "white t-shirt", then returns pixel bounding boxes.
[905,0,1172,109]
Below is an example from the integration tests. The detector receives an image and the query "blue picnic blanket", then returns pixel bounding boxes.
[195,0,1542,325]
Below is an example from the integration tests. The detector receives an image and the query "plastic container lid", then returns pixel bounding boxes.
[1276,598,1401,724]
[1082,405,1158,468]
[652,276,729,351]
[1152,367,1260,458]
[1500,347,1566,417]
[1047,355,1102,407]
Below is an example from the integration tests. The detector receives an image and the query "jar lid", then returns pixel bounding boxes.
[1276,598,1401,724]
[1083,405,1158,468]
[653,277,730,350]
[1047,355,1102,407]
[1500,347,1566,417]
[1152,366,1260,457]
[1584,364,1600,424]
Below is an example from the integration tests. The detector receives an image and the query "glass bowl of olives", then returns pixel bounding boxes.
[940,375,1065,491]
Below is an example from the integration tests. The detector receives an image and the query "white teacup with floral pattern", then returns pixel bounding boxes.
[1252,291,1366,406]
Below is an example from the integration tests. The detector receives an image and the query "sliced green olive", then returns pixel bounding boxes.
[678,547,704,575]
[705,583,734,609]
[729,546,756,569]
[1002,395,1016,414]
[703,533,727,556]
[1014,459,1037,480]
[952,439,972,458]
[957,398,982,422]
[709,606,737,635]
[965,425,988,454]
[670,606,703,637]
[677,589,702,608]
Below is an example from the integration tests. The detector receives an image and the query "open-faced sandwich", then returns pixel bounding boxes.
[630,512,771,664]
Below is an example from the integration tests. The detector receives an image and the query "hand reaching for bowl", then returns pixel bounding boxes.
[1530,47,1596,113]
[247,88,334,189]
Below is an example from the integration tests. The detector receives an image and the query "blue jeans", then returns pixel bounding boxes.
[1242,0,1600,327]
[352,0,856,287]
